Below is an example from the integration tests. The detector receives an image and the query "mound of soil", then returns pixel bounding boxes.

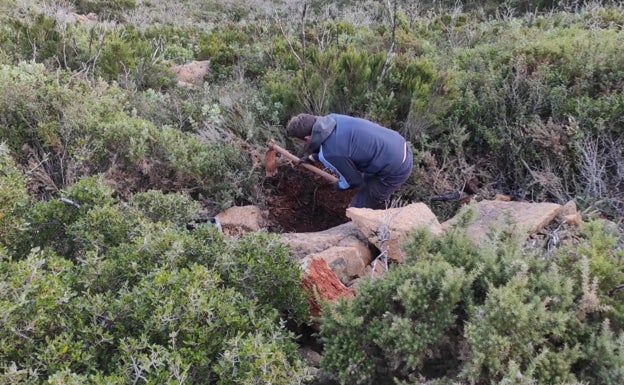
[263,165,355,233]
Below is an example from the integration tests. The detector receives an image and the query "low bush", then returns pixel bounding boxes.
[0,169,310,383]
[319,220,624,384]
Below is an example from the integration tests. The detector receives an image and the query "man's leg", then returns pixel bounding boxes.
[349,176,389,209]
[349,148,413,209]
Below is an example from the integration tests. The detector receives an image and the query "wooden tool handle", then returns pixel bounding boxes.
[269,140,339,184]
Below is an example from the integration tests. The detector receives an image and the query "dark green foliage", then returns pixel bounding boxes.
[8,175,117,259]
[320,222,624,384]
[2,2,624,384]
[320,255,473,384]
[10,14,61,63]
[0,179,309,383]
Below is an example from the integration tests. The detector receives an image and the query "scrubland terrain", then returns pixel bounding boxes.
[1,0,624,384]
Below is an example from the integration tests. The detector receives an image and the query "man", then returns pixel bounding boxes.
[286,113,413,209]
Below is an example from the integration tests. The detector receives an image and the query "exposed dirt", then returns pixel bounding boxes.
[263,164,356,233]
[70,152,355,234]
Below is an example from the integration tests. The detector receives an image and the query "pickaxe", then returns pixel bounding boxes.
[265,139,338,184]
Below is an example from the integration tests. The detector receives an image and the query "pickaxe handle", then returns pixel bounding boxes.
[268,140,339,184]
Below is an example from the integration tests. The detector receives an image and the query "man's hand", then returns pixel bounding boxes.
[333,181,351,191]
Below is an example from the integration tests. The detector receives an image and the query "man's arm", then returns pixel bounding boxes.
[321,156,363,189]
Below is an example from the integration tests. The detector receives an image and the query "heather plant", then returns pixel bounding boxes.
[320,254,473,384]
[578,319,624,385]
[319,216,623,384]
[0,143,29,249]
[461,267,579,384]
[7,175,117,259]
[0,183,310,384]
[127,189,202,225]
[555,220,624,328]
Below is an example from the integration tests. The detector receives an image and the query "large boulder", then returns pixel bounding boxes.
[441,200,574,243]
[279,222,370,261]
[345,203,444,263]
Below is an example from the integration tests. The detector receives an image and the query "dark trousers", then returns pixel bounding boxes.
[349,146,413,209]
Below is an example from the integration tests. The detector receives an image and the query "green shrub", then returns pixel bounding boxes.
[10,175,117,258]
[215,231,310,324]
[320,219,623,384]
[0,250,78,373]
[320,256,473,384]
[0,62,64,156]
[555,220,624,328]
[461,270,579,384]
[113,264,305,383]
[128,189,202,225]
[0,143,29,249]
[197,25,253,80]
[214,330,308,385]
[10,14,61,64]
[161,128,255,209]
[578,319,624,385]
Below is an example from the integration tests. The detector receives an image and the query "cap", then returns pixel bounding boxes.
[286,113,316,139]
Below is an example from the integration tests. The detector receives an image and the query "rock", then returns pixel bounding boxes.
[298,346,322,367]
[279,222,370,261]
[300,257,354,320]
[215,205,267,235]
[172,60,210,87]
[346,203,444,263]
[558,200,578,216]
[304,245,373,286]
[494,194,512,201]
[442,200,563,243]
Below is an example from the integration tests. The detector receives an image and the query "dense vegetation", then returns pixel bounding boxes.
[1,0,623,384]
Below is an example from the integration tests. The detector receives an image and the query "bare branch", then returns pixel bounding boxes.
[379,0,397,83]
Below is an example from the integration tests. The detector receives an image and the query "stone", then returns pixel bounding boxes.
[172,60,210,87]
[346,203,444,263]
[305,245,372,285]
[300,257,354,320]
[442,200,563,243]
[215,205,267,235]
[279,222,370,261]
